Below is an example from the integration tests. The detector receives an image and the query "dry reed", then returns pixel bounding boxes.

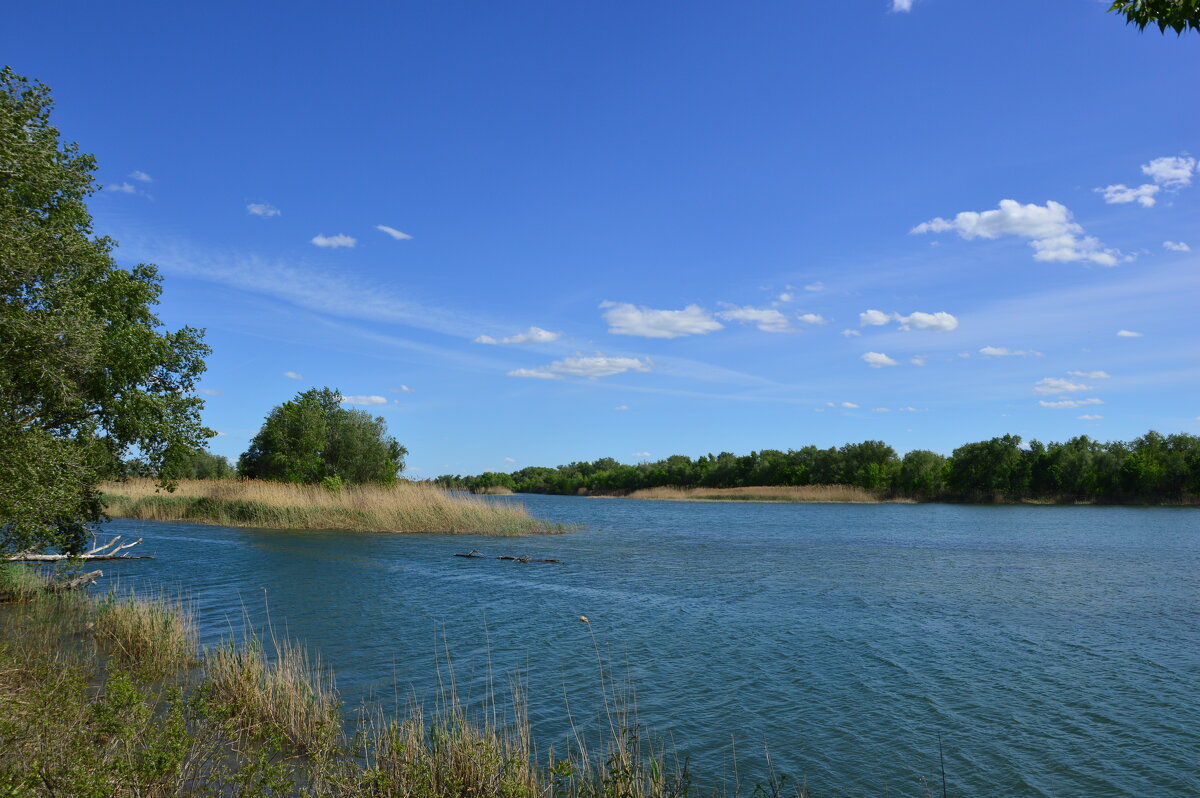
[624,484,888,503]
[102,478,566,536]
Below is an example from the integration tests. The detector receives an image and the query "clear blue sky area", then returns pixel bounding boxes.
[5,1,1197,475]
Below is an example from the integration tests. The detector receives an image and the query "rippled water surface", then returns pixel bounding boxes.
[95,497,1197,795]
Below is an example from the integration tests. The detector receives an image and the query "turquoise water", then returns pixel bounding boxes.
[95,497,1197,795]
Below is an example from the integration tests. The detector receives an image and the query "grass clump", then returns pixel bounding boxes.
[0,563,52,603]
[94,590,198,680]
[102,477,568,536]
[624,484,890,503]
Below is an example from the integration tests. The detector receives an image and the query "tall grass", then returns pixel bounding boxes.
[94,590,198,679]
[624,484,890,503]
[102,478,568,536]
[0,563,52,602]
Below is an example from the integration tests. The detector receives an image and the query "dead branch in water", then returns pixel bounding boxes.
[454,549,561,564]
[3,535,152,562]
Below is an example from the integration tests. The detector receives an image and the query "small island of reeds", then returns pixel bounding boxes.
[102,478,568,536]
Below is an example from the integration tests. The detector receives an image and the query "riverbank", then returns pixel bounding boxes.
[0,568,696,798]
[102,478,568,536]
[617,484,902,503]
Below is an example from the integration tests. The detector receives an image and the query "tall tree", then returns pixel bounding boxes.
[0,68,212,553]
[238,388,406,484]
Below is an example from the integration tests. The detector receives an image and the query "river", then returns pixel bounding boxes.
[93,496,1198,796]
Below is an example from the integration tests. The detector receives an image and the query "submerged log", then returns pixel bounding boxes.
[48,570,104,591]
[3,535,152,562]
[454,550,561,564]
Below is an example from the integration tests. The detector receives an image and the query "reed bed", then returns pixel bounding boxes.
[94,590,198,680]
[102,478,567,536]
[0,563,52,603]
[624,484,888,503]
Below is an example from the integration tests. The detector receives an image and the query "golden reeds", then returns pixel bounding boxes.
[101,478,566,536]
[624,484,889,503]
[94,590,198,679]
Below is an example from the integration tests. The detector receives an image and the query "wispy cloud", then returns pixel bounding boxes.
[105,182,138,194]
[198,388,223,396]
[129,170,153,183]
[1039,398,1103,409]
[1163,241,1191,252]
[804,281,825,292]
[861,352,898,368]
[632,451,652,458]
[503,457,517,463]
[716,305,791,332]
[841,329,861,337]
[614,405,630,411]
[282,371,303,380]
[1097,183,1159,207]
[474,326,562,345]
[892,0,913,12]
[376,225,412,241]
[509,353,652,380]
[1034,377,1092,394]
[247,202,281,217]
[912,199,1124,266]
[980,346,1042,357]
[391,385,416,393]
[601,301,723,338]
[1116,329,1143,337]
[797,313,826,325]
[311,233,357,248]
[340,394,387,406]
[1078,414,1103,420]
[1095,154,1195,208]
[1068,370,1110,379]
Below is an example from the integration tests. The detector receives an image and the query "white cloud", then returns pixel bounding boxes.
[507,368,563,380]
[980,346,1043,357]
[632,452,652,458]
[1163,241,1191,252]
[376,225,412,241]
[600,301,723,338]
[872,407,891,412]
[1039,398,1103,409]
[282,371,303,380]
[474,326,562,345]
[910,356,926,366]
[1141,155,1196,189]
[897,311,957,332]
[106,182,138,194]
[1067,370,1110,379]
[1078,414,1103,420]
[614,405,629,411]
[911,199,1123,267]
[129,170,153,183]
[859,309,957,332]
[898,406,920,412]
[776,292,794,304]
[1097,183,1160,207]
[391,385,416,393]
[198,388,223,396]
[804,281,825,292]
[860,309,891,327]
[246,202,281,217]
[797,313,826,325]
[1116,329,1143,337]
[840,329,861,337]
[340,394,387,406]
[892,0,913,11]
[840,402,859,408]
[504,457,517,463]
[508,353,652,380]
[716,306,791,332]
[311,233,357,248]
[861,352,898,368]
[1034,377,1092,394]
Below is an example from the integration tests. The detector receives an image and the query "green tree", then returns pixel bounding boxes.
[238,387,406,484]
[1108,0,1200,34]
[0,68,211,553]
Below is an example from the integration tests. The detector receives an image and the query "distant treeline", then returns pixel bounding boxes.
[434,432,1200,504]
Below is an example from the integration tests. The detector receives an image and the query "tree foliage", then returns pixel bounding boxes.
[238,387,407,485]
[437,431,1200,504]
[0,68,211,553]
[1108,0,1200,33]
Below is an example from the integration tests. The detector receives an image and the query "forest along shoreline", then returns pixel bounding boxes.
[438,431,1200,507]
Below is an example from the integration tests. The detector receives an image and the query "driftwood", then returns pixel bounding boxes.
[3,535,153,562]
[47,569,104,591]
[454,549,561,564]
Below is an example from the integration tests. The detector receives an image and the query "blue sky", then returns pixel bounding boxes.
[6,1,1197,476]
